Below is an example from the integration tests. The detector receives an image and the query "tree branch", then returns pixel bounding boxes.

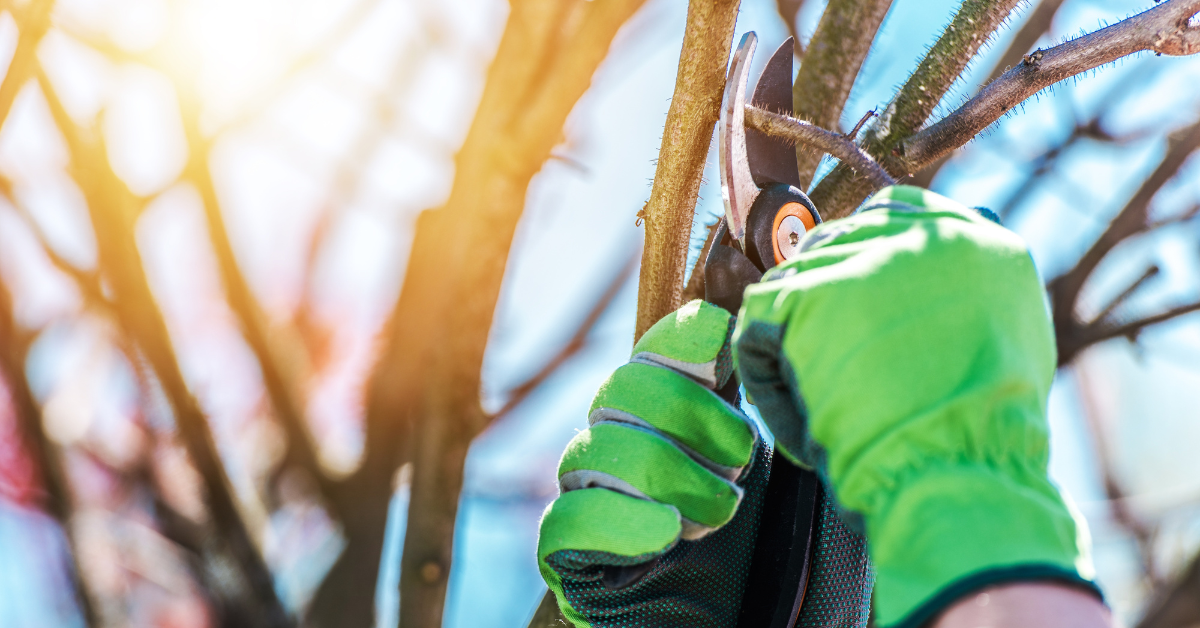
[903,0,1200,171]
[35,67,293,628]
[492,249,638,423]
[1050,115,1200,365]
[396,1,648,626]
[0,276,99,628]
[746,105,896,188]
[681,219,721,303]
[1090,265,1159,326]
[634,0,741,340]
[910,0,1071,188]
[1078,300,1200,354]
[791,0,894,188]
[810,0,1024,217]
[775,0,807,57]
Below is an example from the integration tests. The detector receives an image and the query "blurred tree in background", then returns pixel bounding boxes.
[0,1,1197,628]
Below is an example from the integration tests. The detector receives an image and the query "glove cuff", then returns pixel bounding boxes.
[868,463,1099,627]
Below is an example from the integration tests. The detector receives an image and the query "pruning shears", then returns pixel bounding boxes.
[705,33,825,628]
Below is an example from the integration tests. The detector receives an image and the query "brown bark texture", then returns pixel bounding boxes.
[792,0,894,188]
[633,0,743,341]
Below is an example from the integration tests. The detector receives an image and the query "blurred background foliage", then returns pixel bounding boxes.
[0,0,1197,627]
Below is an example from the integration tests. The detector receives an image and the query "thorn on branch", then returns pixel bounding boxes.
[846,109,877,139]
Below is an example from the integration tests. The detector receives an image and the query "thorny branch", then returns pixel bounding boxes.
[791,0,894,188]
[910,0,1071,188]
[745,105,895,188]
[904,0,1200,171]
[810,0,1024,217]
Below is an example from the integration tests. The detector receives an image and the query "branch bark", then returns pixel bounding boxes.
[809,0,1025,218]
[35,69,293,628]
[1050,114,1200,366]
[791,0,894,188]
[633,0,742,341]
[746,105,896,188]
[903,0,1200,171]
[910,0,1070,188]
[390,2,647,626]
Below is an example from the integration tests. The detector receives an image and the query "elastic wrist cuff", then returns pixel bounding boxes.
[883,564,1104,628]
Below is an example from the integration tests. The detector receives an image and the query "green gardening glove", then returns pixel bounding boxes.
[537,300,770,627]
[734,185,1100,628]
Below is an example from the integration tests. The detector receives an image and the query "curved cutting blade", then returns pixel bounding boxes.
[719,32,759,250]
[746,38,800,189]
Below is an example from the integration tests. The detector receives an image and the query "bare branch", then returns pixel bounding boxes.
[1090,265,1159,325]
[747,105,896,188]
[1083,300,1200,349]
[911,0,1071,188]
[792,0,894,187]
[396,1,648,625]
[634,0,741,340]
[1137,549,1200,628]
[35,67,293,628]
[492,249,638,422]
[1050,115,1200,355]
[0,0,55,131]
[904,0,1200,170]
[811,0,1024,217]
[0,276,99,628]
[1074,365,1160,586]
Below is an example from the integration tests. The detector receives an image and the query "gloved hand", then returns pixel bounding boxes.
[734,185,1100,628]
[536,300,770,627]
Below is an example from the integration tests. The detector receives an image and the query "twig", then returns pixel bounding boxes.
[634,0,741,340]
[904,0,1200,170]
[791,0,894,188]
[984,0,1069,86]
[911,0,1071,188]
[1074,364,1161,587]
[491,249,639,422]
[746,105,895,188]
[1050,115,1200,365]
[1081,300,1200,349]
[1090,265,1159,325]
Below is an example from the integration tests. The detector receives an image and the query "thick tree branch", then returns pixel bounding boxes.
[746,105,896,188]
[791,0,894,188]
[904,0,1200,170]
[397,1,647,626]
[810,0,1025,217]
[911,0,1070,188]
[634,0,741,340]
